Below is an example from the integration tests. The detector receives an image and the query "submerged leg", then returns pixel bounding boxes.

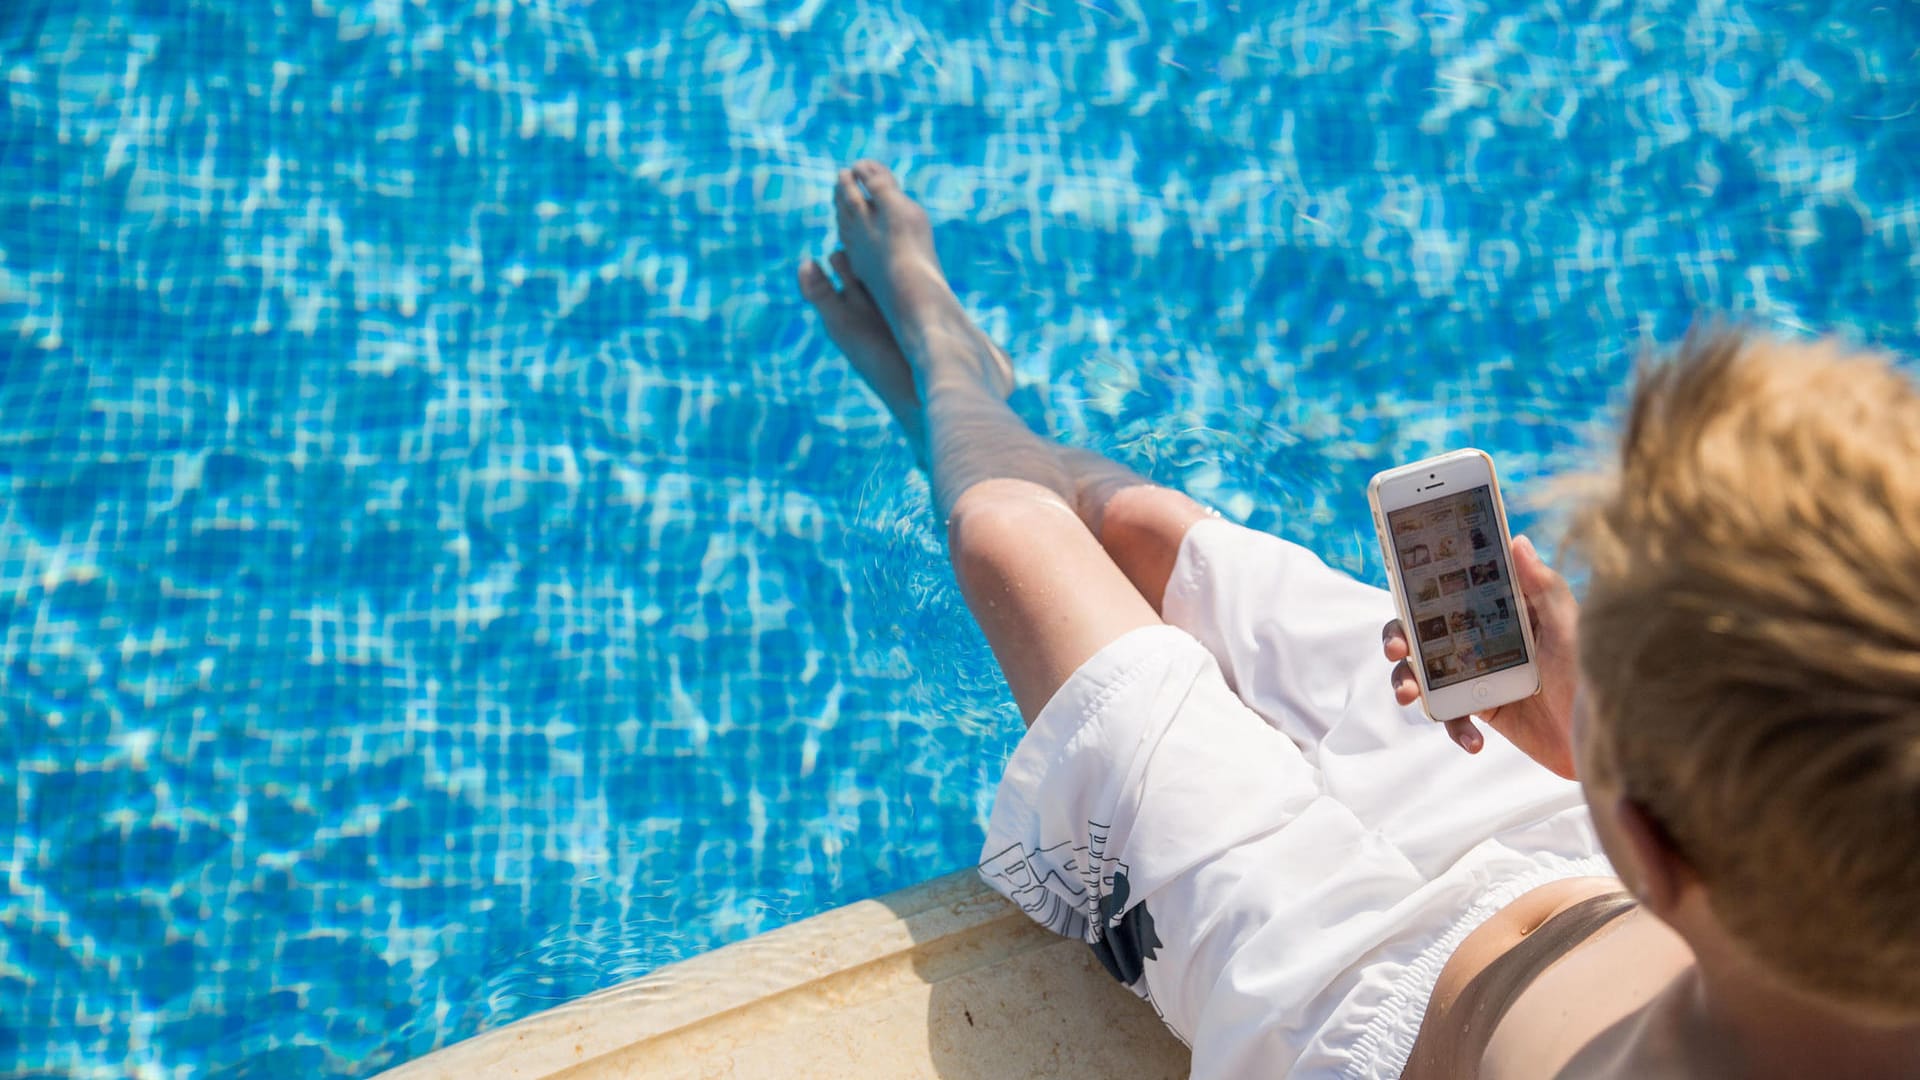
[797,249,1014,470]
[801,230,1212,616]
[816,160,1188,723]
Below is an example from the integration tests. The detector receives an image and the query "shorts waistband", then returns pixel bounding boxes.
[1341,850,1618,1079]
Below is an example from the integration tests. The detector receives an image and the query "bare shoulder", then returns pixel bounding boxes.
[1479,901,1695,1079]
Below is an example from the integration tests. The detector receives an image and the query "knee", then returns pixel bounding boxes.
[1096,485,1210,559]
[946,478,1082,586]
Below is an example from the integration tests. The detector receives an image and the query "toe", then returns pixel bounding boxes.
[798,259,842,308]
[852,160,901,200]
[828,249,857,283]
[834,169,868,217]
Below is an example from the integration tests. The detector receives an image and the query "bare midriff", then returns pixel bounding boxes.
[1402,876,1633,1080]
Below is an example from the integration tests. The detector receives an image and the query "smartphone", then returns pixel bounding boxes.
[1367,449,1540,721]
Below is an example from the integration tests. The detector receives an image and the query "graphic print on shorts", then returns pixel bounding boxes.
[1091,868,1162,985]
[978,819,1163,995]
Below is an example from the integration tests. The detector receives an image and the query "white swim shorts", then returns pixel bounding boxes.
[977,516,1613,1079]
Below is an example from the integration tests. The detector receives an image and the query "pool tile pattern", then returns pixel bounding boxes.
[2,0,1917,1075]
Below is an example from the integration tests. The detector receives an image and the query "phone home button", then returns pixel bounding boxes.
[1473,681,1493,701]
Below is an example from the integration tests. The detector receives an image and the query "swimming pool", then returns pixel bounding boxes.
[3,0,1915,1074]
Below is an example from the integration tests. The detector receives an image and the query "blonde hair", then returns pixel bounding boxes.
[1568,326,1920,1016]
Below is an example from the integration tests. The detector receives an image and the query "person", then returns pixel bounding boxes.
[798,160,1920,1079]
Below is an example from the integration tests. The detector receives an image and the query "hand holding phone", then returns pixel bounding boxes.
[1368,450,1580,779]
[1382,534,1582,779]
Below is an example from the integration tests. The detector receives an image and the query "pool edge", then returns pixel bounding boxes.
[374,869,1190,1079]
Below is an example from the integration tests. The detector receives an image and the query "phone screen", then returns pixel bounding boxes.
[1386,485,1529,689]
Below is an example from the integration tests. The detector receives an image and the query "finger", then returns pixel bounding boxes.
[1381,619,1410,661]
[835,169,868,216]
[852,159,902,200]
[1511,535,1574,625]
[1391,660,1421,706]
[1444,717,1485,753]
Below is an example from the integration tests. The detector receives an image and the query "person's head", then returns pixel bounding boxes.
[1566,326,1920,1021]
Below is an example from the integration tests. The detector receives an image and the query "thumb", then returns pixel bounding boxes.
[1511,534,1574,626]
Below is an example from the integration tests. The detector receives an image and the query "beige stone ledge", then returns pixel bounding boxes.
[378,868,1191,1079]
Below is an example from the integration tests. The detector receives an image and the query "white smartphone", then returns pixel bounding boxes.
[1367,449,1540,721]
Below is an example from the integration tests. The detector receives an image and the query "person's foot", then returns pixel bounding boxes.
[799,250,1013,469]
[832,160,1013,398]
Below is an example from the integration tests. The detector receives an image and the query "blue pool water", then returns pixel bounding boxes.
[3,0,1917,1074]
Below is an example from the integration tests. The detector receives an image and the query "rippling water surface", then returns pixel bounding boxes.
[2,0,1917,1074]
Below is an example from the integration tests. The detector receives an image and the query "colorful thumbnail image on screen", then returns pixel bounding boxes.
[1388,485,1529,690]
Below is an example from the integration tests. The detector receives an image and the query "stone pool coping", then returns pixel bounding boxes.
[376,868,1190,1078]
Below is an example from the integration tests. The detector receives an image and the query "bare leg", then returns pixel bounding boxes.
[817,160,1174,724]
[800,239,1212,614]
[1057,447,1214,612]
[798,249,1014,470]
